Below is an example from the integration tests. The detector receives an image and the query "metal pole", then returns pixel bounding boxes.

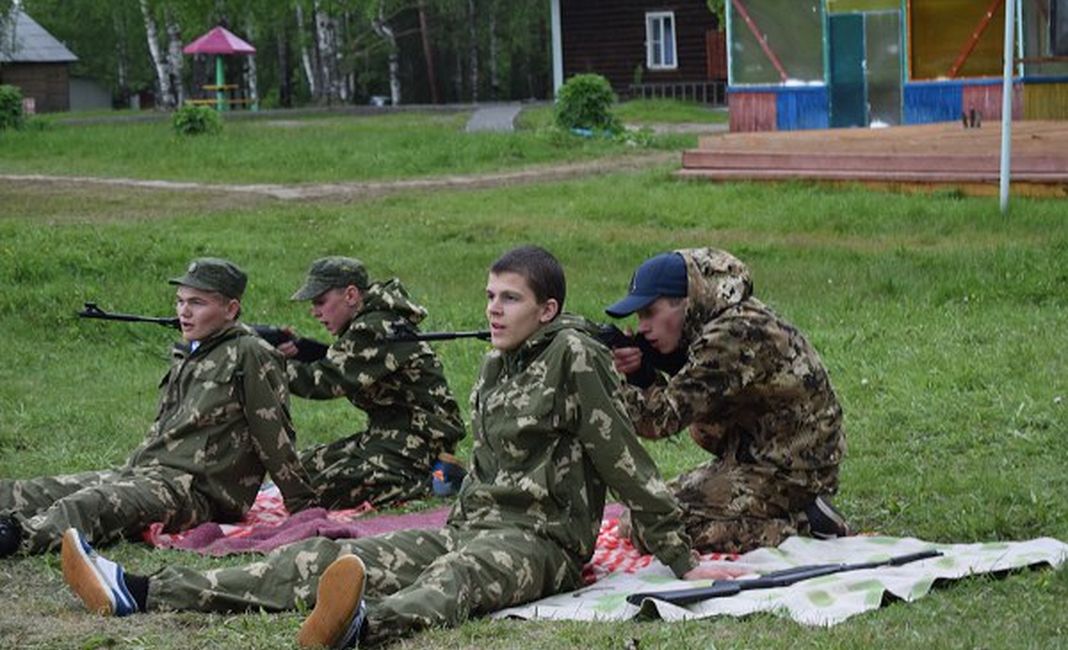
[216,55,226,112]
[550,0,563,98]
[998,0,1015,215]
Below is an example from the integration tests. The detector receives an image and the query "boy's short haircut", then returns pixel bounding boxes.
[490,245,566,313]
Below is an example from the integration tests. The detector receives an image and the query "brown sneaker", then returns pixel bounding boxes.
[297,554,367,649]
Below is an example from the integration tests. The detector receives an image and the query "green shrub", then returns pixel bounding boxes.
[172,104,222,136]
[553,74,621,134]
[0,84,25,131]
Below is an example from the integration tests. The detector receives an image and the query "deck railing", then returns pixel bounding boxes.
[627,81,726,105]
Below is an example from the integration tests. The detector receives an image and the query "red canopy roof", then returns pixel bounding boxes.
[183,26,255,55]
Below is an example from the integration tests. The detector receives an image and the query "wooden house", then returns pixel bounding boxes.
[0,9,78,113]
[549,0,727,104]
[725,0,1068,132]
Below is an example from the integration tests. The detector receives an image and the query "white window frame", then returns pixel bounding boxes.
[646,11,678,71]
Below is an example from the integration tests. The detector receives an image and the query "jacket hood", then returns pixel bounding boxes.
[358,278,427,326]
[677,248,753,341]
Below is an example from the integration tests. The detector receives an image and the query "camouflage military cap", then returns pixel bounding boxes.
[291,256,370,301]
[169,257,247,299]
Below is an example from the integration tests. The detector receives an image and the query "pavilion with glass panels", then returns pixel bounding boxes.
[726,0,1068,131]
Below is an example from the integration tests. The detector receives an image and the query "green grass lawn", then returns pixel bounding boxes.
[614,98,728,124]
[1,167,1066,648]
[0,110,691,185]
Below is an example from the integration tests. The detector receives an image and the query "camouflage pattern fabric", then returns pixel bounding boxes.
[0,325,317,554]
[288,279,465,509]
[144,316,695,644]
[621,248,846,553]
[452,315,695,577]
[0,470,120,519]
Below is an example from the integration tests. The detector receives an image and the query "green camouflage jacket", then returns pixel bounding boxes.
[286,279,465,466]
[127,324,317,518]
[451,315,697,578]
[622,248,845,495]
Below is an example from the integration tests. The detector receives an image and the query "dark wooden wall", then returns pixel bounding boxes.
[0,63,71,113]
[561,0,719,93]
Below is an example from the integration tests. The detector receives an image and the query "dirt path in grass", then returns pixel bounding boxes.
[0,151,677,202]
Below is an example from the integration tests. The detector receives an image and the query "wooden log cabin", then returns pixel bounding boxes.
[0,9,79,113]
[549,0,728,104]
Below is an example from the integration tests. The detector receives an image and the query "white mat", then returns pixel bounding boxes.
[493,535,1068,625]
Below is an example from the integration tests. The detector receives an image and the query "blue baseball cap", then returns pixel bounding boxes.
[605,252,688,317]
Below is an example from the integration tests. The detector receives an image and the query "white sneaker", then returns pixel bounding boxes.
[61,528,138,616]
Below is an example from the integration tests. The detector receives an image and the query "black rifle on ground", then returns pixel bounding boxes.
[625,549,942,606]
[78,302,330,363]
[389,322,687,388]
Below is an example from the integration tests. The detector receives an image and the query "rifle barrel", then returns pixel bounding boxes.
[391,330,491,342]
[625,549,942,606]
[78,303,179,328]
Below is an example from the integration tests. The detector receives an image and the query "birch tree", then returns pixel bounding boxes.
[140,0,176,108]
[369,0,400,105]
[243,17,258,107]
[313,0,341,104]
[164,5,185,105]
[294,3,318,99]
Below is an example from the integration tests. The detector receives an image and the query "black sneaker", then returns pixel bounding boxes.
[805,495,852,540]
[0,515,23,557]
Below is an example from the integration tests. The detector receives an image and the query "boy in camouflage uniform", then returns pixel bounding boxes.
[0,258,317,558]
[281,257,465,508]
[60,246,737,646]
[606,248,849,554]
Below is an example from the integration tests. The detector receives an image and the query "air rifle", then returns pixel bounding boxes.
[78,302,330,363]
[389,322,687,388]
[625,549,942,606]
[389,329,492,343]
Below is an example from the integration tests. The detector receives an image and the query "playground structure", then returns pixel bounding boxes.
[182,26,257,111]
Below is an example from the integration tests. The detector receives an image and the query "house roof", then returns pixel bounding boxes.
[0,10,78,63]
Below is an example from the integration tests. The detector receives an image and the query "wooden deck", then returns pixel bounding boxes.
[679,121,1068,196]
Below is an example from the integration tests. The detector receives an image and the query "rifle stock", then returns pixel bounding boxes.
[78,302,330,363]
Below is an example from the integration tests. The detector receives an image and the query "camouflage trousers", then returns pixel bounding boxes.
[669,458,819,553]
[0,466,212,554]
[149,525,583,645]
[300,430,435,510]
[624,459,816,555]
